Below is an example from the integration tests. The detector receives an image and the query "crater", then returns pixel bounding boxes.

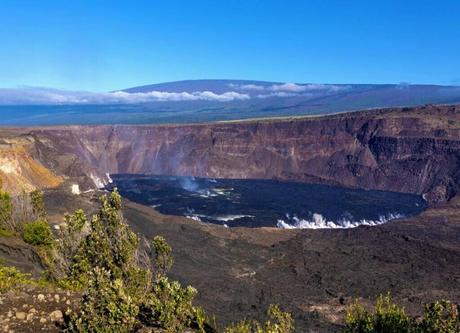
[107,174,427,229]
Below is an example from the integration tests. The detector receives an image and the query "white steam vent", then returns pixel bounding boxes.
[71,184,81,195]
[276,213,404,229]
[90,173,113,189]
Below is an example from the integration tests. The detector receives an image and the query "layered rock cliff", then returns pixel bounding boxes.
[0,133,63,193]
[15,104,457,203]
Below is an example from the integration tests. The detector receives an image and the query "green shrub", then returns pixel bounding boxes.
[343,294,460,333]
[62,191,150,330]
[344,294,413,333]
[152,235,174,278]
[418,300,459,333]
[23,219,54,246]
[30,190,47,219]
[264,304,295,333]
[140,276,200,332]
[0,228,14,237]
[225,319,254,333]
[62,190,151,296]
[74,191,144,282]
[0,189,12,231]
[192,306,212,333]
[61,190,292,332]
[225,304,294,333]
[54,209,88,283]
[0,265,32,292]
[344,299,373,333]
[10,190,46,233]
[66,267,139,333]
[373,294,413,332]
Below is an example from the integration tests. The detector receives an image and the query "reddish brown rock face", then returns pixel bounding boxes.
[27,104,460,203]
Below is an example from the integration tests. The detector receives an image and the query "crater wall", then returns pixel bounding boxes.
[22,104,460,202]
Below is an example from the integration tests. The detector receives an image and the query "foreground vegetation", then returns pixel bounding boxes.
[344,294,459,333]
[0,182,294,332]
[1,181,459,332]
[0,265,34,292]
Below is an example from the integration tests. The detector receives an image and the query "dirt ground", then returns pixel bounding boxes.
[1,189,459,332]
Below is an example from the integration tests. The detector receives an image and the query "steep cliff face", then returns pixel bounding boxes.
[24,104,460,202]
[0,135,63,194]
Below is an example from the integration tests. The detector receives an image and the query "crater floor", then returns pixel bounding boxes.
[108,174,427,229]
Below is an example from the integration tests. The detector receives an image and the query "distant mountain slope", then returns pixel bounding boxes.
[0,80,460,125]
[122,79,280,94]
[123,79,460,106]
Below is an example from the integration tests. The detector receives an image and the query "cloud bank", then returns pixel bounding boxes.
[0,82,350,105]
[0,87,250,105]
[228,82,350,97]
[269,83,308,92]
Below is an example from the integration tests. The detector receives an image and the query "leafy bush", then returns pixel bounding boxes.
[152,235,174,278]
[0,228,14,237]
[60,190,293,332]
[344,294,413,333]
[61,190,215,331]
[139,276,201,332]
[344,299,373,333]
[30,190,47,219]
[0,188,12,232]
[225,304,294,333]
[264,304,295,333]
[55,209,88,283]
[23,219,54,247]
[0,265,32,292]
[418,300,459,333]
[9,190,45,233]
[66,267,139,333]
[62,191,151,296]
[343,295,460,333]
[75,191,143,280]
[1,188,51,237]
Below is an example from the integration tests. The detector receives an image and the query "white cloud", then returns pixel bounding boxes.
[0,87,250,105]
[303,84,349,92]
[229,82,350,94]
[269,83,307,93]
[110,90,250,103]
[228,83,266,91]
[239,84,266,91]
[0,83,351,104]
[229,82,309,92]
[256,92,306,98]
[267,83,350,93]
[241,84,262,90]
[253,83,350,98]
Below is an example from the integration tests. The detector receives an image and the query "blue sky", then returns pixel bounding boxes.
[1,0,459,91]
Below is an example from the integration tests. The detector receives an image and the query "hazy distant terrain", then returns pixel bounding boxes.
[1,80,460,125]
